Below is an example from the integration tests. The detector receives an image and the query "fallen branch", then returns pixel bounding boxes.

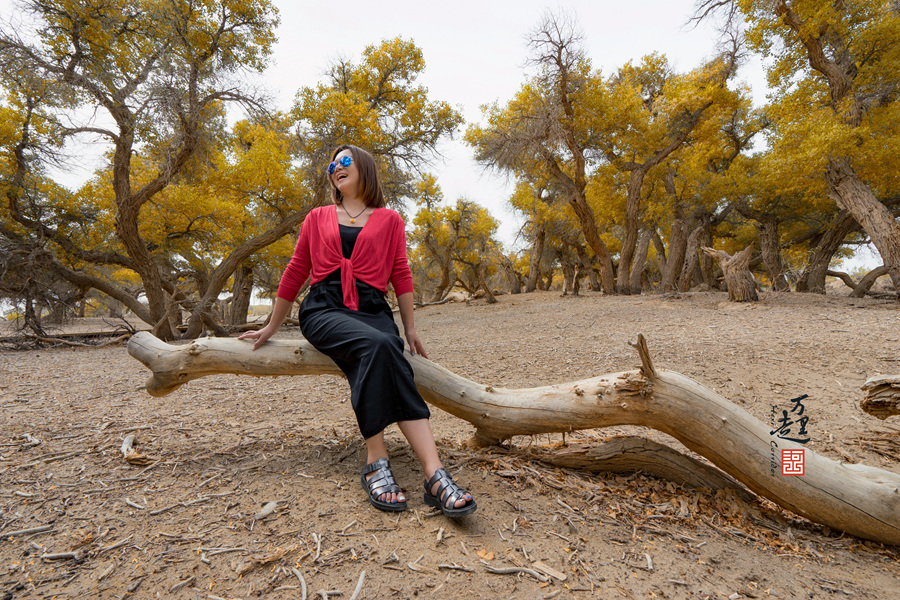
[520,438,752,500]
[253,501,279,520]
[291,567,308,600]
[532,560,567,581]
[438,562,474,572]
[127,332,900,545]
[4,332,131,347]
[236,545,297,576]
[348,570,366,600]
[96,534,133,555]
[120,434,153,466]
[481,559,550,582]
[169,576,195,593]
[41,551,82,562]
[2,525,53,538]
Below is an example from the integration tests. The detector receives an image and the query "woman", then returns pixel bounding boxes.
[239,144,476,517]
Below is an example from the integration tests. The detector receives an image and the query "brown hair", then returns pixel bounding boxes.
[329,145,385,208]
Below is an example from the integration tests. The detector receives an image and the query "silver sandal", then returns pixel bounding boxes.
[361,458,407,512]
[424,468,477,517]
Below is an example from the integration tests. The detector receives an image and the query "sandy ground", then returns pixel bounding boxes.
[1,290,899,600]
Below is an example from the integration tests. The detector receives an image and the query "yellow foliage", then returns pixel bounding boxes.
[292,37,462,204]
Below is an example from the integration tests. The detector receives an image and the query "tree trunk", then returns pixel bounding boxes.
[560,258,575,296]
[702,245,758,302]
[677,226,705,292]
[572,264,582,295]
[828,265,891,299]
[796,211,857,294]
[126,332,900,546]
[526,223,546,293]
[108,298,124,318]
[661,220,688,292]
[24,295,45,336]
[699,227,718,289]
[651,229,667,278]
[428,260,453,303]
[230,263,254,326]
[575,244,600,292]
[47,302,68,325]
[476,265,497,304]
[617,170,649,293]
[568,190,616,294]
[825,158,900,298]
[541,271,552,291]
[496,252,522,295]
[850,265,890,298]
[755,217,789,291]
[628,228,653,294]
[182,210,310,339]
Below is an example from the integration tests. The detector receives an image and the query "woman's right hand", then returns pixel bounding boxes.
[238,324,277,350]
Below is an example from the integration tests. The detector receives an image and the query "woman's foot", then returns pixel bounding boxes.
[424,468,477,517]
[361,458,407,511]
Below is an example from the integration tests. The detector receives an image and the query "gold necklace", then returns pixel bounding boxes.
[340,203,367,224]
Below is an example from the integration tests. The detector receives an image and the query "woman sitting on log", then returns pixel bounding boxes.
[239,144,476,517]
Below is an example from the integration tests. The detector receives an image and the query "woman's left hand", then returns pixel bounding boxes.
[405,329,429,359]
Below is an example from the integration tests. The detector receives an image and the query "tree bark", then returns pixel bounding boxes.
[702,246,758,302]
[229,263,254,326]
[574,243,600,292]
[526,224,546,293]
[560,255,576,296]
[825,159,900,298]
[661,220,688,292]
[677,226,705,292]
[567,190,616,293]
[127,332,900,545]
[757,217,788,292]
[796,211,857,294]
[476,265,497,304]
[496,252,522,295]
[861,375,900,421]
[699,227,718,289]
[732,206,791,292]
[651,229,667,279]
[850,266,890,298]
[628,228,654,294]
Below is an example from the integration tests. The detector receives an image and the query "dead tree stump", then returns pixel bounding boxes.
[702,245,758,301]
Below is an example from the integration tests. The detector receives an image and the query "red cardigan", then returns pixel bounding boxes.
[276,205,415,311]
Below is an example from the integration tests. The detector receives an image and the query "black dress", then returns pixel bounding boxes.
[297,224,431,439]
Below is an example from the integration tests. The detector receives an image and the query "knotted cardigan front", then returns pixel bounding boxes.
[276,205,415,311]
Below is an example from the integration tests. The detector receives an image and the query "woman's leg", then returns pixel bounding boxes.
[397,419,473,508]
[364,432,404,504]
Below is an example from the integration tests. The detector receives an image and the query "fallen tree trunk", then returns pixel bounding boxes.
[517,437,754,501]
[861,375,900,420]
[126,331,900,545]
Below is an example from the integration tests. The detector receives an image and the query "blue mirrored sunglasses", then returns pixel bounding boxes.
[328,155,352,175]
